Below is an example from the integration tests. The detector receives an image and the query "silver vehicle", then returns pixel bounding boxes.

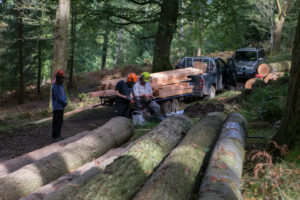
[233,47,266,79]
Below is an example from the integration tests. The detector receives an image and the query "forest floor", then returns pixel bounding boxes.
[0,65,299,199]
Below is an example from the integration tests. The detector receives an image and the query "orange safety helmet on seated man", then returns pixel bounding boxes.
[127,73,137,83]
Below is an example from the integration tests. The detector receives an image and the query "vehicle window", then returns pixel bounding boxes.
[233,51,257,61]
[258,50,265,59]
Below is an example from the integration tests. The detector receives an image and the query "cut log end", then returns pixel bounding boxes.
[257,63,271,76]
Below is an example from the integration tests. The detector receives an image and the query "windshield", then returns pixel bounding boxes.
[233,51,257,61]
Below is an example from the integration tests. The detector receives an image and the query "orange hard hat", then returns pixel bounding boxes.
[54,69,65,77]
[127,73,137,83]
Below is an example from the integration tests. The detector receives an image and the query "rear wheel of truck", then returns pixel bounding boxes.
[205,85,216,100]
[161,101,172,114]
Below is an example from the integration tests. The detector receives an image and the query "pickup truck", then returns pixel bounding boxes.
[176,57,237,99]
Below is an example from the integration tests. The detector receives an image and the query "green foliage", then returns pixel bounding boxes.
[241,77,289,123]
[78,93,89,102]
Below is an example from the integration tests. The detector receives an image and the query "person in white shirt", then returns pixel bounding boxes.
[133,72,162,118]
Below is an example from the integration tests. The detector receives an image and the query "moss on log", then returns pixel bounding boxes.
[60,115,192,200]
[0,117,133,200]
[133,112,227,200]
[198,113,248,200]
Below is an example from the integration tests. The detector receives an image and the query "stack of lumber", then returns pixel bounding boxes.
[245,61,290,89]
[92,68,203,98]
[150,68,202,98]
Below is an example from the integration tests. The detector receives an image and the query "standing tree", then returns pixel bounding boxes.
[273,0,292,54]
[17,0,24,104]
[272,13,300,149]
[152,0,179,72]
[53,0,70,77]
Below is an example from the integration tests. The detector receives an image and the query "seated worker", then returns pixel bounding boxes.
[114,73,137,118]
[133,72,162,118]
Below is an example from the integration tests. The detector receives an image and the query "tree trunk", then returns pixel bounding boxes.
[0,117,133,200]
[115,28,122,66]
[198,113,248,200]
[273,13,300,149]
[273,16,285,54]
[37,40,42,97]
[67,116,192,200]
[68,2,76,90]
[53,0,70,76]
[134,113,227,200]
[18,5,24,104]
[152,0,179,72]
[101,28,109,70]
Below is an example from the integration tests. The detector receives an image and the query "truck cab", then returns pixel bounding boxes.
[176,57,237,99]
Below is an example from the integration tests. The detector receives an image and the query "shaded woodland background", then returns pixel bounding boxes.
[0,0,299,104]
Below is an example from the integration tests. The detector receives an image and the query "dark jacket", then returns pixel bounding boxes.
[52,83,67,110]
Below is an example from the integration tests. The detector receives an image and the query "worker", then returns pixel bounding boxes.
[114,73,137,118]
[133,72,162,119]
[52,69,68,142]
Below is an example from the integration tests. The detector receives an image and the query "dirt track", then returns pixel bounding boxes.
[0,106,115,161]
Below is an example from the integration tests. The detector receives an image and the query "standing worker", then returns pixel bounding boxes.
[52,70,68,142]
[133,72,162,119]
[114,73,137,118]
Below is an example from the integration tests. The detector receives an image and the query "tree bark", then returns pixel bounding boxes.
[101,27,109,70]
[37,40,42,97]
[66,115,192,200]
[18,4,24,104]
[134,113,227,200]
[152,0,179,72]
[53,0,70,76]
[0,117,133,200]
[198,113,248,200]
[68,2,76,90]
[272,0,292,54]
[273,13,300,148]
[115,28,123,66]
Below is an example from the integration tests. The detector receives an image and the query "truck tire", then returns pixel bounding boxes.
[205,85,216,100]
[171,99,179,112]
[161,101,172,114]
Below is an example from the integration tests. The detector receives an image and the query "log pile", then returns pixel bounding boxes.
[91,68,203,98]
[1,112,251,199]
[245,61,290,89]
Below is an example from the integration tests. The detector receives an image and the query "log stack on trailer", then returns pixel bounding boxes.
[90,67,203,99]
[245,60,290,89]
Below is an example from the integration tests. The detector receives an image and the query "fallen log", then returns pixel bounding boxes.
[0,130,91,178]
[257,61,291,77]
[0,117,133,200]
[245,78,258,89]
[21,147,129,200]
[257,63,271,76]
[63,115,192,200]
[264,72,284,83]
[89,89,119,98]
[198,113,248,200]
[134,112,227,200]
[269,61,291,72]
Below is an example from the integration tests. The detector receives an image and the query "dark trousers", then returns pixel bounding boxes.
[115,101,131,118]
[52,110,64,139]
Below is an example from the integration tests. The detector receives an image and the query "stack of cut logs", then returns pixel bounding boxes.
[245,61,291,89]
[0,113,248,200]
[90,67,204,98]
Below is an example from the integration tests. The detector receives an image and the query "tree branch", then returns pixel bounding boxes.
[275,0,282,15]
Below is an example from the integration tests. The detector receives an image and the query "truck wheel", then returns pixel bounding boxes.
[161,101,172,114]
[171,99,179,112]
[205,85,216,100]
